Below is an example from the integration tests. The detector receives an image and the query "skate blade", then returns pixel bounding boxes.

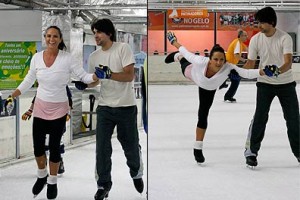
[247,165,256,170]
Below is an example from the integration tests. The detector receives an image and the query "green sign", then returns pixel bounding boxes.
[0,42,36,89]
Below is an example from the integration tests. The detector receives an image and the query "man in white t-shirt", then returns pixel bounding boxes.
[74,18,144,200]
[243,7,300,167]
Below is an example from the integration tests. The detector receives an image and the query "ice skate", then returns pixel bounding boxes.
[164,51,179,64]
[224,96,236,103]
[32,175,48,198]
[94,188,109,200]
[133,178,144,194]
[57,158,65,175]
[194,149,205,164]
[47,183,57,200]
[246,156,257,169]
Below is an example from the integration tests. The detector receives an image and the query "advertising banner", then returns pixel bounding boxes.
[217,12,260,31]
[0,42,36,89]
[167,9,213,30]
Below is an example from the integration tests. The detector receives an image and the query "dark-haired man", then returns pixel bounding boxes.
[243,6,300,167]
[85,18,144,200]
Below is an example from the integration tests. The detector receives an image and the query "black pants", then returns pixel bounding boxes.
[197,87,217,129]
[95,105,143,188]
[245,82,300,158]
[224,77,241,99]
[179,57,217,129]
[32,115,67,163]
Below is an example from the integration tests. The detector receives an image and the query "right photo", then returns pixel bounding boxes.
[148,1,300,200]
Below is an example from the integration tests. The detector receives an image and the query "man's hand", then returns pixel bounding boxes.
[167,32,177,45]
[263,65,280,77]
[72,81,88,90]
[22,109,33,120]
[95,65,112,79]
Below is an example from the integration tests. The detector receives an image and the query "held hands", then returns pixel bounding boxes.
[263,65,280,77]
[95,65,112,79]
[228,69,241,81]
[167,32,177,45]
[72,81,88,90]
[22,109,33,120]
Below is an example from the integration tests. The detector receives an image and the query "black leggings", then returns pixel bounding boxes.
[197,87,216,129]
[32,115,67,163]
[179,57,217,129]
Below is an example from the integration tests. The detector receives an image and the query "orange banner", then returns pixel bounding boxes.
[167,13,215,30]
[148,11,165,30]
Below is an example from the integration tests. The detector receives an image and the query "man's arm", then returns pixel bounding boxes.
[110,64,135,82]
[278,53,293,74]
[243,59,256,69]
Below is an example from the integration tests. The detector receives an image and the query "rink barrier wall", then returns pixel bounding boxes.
[149,55,300,84]
[0,86,143,165]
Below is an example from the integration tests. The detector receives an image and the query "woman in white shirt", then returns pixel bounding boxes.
[165,32,269,164]
[9,26,99,199]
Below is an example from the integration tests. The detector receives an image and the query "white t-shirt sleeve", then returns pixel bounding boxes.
[179,46,207,65]
[234,41,241,54]
[121,43,135,67]
[247,35,258,61]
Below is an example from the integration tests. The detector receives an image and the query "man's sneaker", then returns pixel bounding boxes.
[164,51,179,64]
[94,188,109,200]
[224,96,236,103]
[133,178,144,193]
[58,159,65,174]
[47,183,57,200]
[32,175,48,197]
[194,149,205,163]
[246,156,258,167]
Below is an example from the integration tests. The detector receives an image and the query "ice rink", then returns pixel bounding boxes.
[148,83,300,200]
[0,130,147,200]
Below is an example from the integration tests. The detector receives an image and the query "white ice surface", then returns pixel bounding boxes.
[148,83,300,200]
[0,129,147,200]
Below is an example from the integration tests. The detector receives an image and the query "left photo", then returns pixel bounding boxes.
[0,1,147,200]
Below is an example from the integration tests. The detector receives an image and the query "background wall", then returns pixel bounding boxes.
[148,12,300,54]
[0,11,42,41]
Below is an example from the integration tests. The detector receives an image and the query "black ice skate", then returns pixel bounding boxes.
[194,149,205,164]
[246,156,257,169]
[58,159,65,174]
[164,51,179,64]
[94,188,109,200]
[133,178,144,193]
[32,175,48,198]
[47,183,57,200]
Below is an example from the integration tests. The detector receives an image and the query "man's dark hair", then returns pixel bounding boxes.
[255,6,277,27]
[91,18,116,41]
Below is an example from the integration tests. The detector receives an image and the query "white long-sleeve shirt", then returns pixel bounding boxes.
[18,50,94,102]
[179,46,261,90]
